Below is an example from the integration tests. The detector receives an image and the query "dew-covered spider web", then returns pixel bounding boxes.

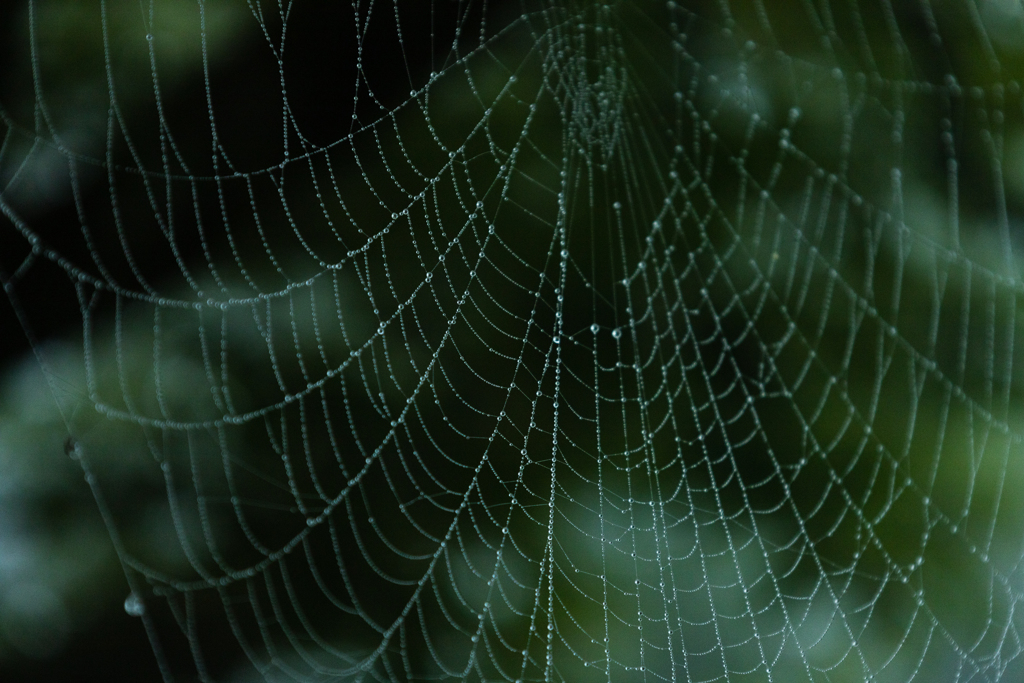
[3,0,1024,681]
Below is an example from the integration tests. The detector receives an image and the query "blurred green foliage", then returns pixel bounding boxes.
[2,1,1024,682]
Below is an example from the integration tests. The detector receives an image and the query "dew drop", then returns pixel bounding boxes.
[124,593,145,617]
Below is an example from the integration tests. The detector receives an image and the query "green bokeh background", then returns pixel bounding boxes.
[2,1,1024,681]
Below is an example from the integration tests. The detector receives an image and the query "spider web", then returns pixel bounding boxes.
[2,0,1024,681]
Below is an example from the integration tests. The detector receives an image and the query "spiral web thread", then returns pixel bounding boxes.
[3,0,1024,681]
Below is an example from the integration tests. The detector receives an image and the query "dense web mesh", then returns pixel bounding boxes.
[3,0,1024,681]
